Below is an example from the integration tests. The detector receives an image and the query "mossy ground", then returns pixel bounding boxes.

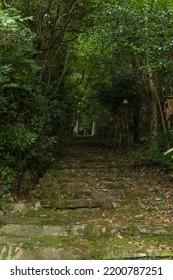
[22,235,173,259]
[1,137,173,259]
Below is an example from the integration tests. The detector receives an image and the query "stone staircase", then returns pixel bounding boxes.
[1,137,173,259]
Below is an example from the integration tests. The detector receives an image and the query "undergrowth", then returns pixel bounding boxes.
[129,144,173,171]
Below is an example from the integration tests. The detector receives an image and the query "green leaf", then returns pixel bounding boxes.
[164,148,173,155]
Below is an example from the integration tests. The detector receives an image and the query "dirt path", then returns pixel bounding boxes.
[1,137,173,259]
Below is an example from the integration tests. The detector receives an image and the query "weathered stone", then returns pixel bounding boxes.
[1,224,41,237]
[41,225,71,237]
[1,223,119,239]
[40,198,103,210]
[33,201,42,211]
[2,203,33,215]
[138,226,152,234]
[11,203,32,214]
[125,253,147,259]
[153,229,172,235]
[138,225,173,236]
[0,244,24,260]
[38,247,86,260]
[1,137,173,260]
[38,247,68,260]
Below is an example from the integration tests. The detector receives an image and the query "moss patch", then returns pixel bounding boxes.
[22,235,173,259]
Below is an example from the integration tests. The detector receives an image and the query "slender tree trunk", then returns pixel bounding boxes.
[91,120,97,136]
[73,119,79,134]
[157,93,167,133]
[148,67,158,145]
[133,109,140,144]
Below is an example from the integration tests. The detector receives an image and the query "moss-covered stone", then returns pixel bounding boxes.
[1,138,173,259]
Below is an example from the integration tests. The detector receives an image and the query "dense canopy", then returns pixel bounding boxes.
[1,0,173,199]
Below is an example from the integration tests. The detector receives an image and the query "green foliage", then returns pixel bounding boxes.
[0,7,61,196]
[0,2,97,198]
[157,130,173,150]
[0,167,15,191]
[129,142,173,171]
[0,194,12,209]
[0,166,14,207]
[164,148,173,156]
[0,123,37,153]
[74,0,173,144]
[147,144,173,168]
[163,130,173,163]
[97,74,143,112]
[1,0,173,198]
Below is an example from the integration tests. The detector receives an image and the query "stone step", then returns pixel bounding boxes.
[0,241,173,260]
[1,138,172,260]
[59,150,116,157]
[0,223,118,238]
[1,222,173,240]
[57,161,117,167]
[1,222,173,260]
[39,198,104,209]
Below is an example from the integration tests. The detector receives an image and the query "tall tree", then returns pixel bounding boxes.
[74,0,173,145]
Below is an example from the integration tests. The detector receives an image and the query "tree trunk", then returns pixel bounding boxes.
[157,93,167,133]
[73,119,79,134]
[133,109,140,144]
[91,120,97,136]
[148,68,158,145]
[83,128,89,136]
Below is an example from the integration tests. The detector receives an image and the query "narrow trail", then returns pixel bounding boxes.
[1,137,173,260]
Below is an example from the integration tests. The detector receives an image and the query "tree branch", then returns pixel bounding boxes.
[2,0,8,9]
[56,46,71,91]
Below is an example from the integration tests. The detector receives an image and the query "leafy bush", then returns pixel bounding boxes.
[0,167,15,191]
[0,123,37,154]
[0,6,80,198]
[157,130,173,150]
[147,144,173,169]
[0,167,14,207]
[0,8,40,196]
[129,144,173,171]
[0,194,12,209]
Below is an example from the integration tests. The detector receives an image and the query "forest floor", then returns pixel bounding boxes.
[1,137,173,259]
